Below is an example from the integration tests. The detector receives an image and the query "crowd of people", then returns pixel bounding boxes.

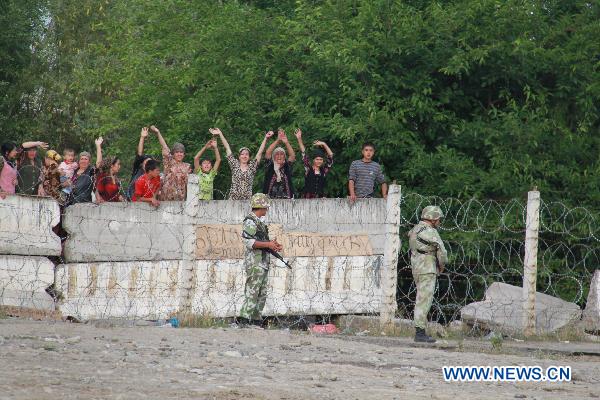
[0,127,388,206]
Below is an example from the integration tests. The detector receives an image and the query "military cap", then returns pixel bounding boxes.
[421,205,444,220]
[251,193,271,209]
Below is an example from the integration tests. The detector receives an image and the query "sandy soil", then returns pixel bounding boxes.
[0,320,598,400]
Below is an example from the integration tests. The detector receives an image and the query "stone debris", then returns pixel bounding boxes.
[460,282,581,335]
[582,270,600,332]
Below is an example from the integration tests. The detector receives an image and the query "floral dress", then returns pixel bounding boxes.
[226,154,258,200]
[159,154,190,201]
[42,163,65,205]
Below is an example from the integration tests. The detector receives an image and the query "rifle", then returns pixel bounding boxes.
[242,231,292,269]
[435,255,444,274]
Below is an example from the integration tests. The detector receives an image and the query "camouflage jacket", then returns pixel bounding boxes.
[241,212,270,269]
[407,221,448,275]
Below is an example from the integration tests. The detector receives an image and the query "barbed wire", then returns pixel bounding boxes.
[400,193,527,234]
[539,200,599,241]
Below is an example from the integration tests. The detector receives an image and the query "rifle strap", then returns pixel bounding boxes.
[415,225,437,249]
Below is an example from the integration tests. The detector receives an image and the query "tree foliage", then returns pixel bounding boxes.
[2,0,599,203]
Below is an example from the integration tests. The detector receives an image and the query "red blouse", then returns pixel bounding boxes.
[96,173,121,202]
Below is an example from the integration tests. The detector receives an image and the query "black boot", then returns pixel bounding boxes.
[234,317,250,327]
[250,319,265,329]
[414,327,436,343]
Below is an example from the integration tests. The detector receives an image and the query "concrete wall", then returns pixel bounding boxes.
[2,179,393,320]
[61,174,386,263]
[0,195,61,257]
[62,202,188,262]
[55,260,182,320]
[56,255,382,320]
[0,255,55,310]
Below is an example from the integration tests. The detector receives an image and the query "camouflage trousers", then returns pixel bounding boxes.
[239,264,269,320]
[413,272,436,329]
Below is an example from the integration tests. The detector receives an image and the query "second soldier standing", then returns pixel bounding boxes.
[238,193,283,327]
[408,206,448,343]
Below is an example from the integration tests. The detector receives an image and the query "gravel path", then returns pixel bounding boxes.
[0,320,598,400]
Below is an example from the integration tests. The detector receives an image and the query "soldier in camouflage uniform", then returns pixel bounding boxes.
[408,205,448,343]
[238,193,283,327]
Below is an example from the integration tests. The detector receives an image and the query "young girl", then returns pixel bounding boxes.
[96,157,123,202]
[212,128,271,200]
[153,125,191,201]
[296,129,333,199]
[193,139,221,200]
[0,142,19,198]
[16,141,48,195]
[295,129,333,198]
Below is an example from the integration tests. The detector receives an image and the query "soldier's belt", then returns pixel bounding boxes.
[415,249,434,255]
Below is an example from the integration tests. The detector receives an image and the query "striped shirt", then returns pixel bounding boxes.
[348,160,385,197]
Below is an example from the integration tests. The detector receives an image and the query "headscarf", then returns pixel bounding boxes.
[238,147,251,156]
[46,150,63,163]
[272,147,286,182]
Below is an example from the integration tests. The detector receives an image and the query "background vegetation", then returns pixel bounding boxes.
[3,0,598,201]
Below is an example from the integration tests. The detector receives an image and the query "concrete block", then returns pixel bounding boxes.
[191,197,387,254]
[0,195,61,256]
[62,197,387,263]
[56,261,181,320]
[0,255,55,310]
[582,270,600,332]
[191,256,383,318]
[460,282,581,335]
[56,256,382,320]
[62,202,187,262]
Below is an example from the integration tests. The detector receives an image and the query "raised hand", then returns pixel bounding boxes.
[313,140,324,147]
[95,137,104,146]
[37,142,49,150]
[141,127,149,138]
[150,125,160,134]
[210,139,218,148]
[265,130,274,139]
[294,128,302,139]
[278,129,288,143]
[209,128,222,136]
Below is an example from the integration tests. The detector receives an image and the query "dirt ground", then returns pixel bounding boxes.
[0,319,598,400]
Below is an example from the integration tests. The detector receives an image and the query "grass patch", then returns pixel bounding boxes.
[175,313,229,329]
